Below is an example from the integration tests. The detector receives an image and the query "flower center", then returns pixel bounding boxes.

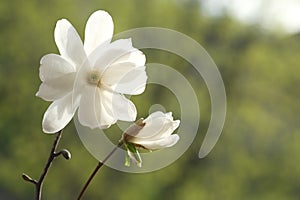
[88,70,101,87]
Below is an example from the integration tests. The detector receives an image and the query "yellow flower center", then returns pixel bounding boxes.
[88,70,101,87]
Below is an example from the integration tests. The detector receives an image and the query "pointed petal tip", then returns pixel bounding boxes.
[35,89,49,101]
[166,112,173,119]
[42,125,57,134]
[173,120,180,129]
[167,112,172,115]
[55,19,69,30]
[174,134,180,140]
[42,115,61,134]
[166,134,180,147]
[56,18,68,24]
[198,150,208,159]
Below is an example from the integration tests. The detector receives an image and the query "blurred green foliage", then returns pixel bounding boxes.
[1,0,300,199]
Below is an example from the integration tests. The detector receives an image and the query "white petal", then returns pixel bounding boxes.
[89,38,134,69]
[129,115,167,139]
[102,64,147,95]
[36,73,76,101]
[101,62,136,84]
[54,19,86,68]
[171,120,180,132]
[108,38,133,51]
[135,135,180,150]
[78,86,116,129]
[149,119,180,140]
[112,49,146,67]
[42,93,77,134]
[72,58,93,109]
[128,112,179,140]
[39,54,76,82]
[78,86,136,125]
[145,111,166,119]
[110,92,137,122]
[114,67,147,95]
[165,112,173,120]
[84,10,114,55]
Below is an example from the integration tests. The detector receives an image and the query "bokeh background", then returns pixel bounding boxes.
[1,0,300,199]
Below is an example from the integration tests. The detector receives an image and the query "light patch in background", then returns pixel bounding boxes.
[200,0,300,34]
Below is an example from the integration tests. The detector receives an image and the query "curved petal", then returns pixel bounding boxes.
[36,73,76,101]
[78,86,116,129]
[80,87,137,123]
[171,120,180,132]
[112,49,146,67]
[134,134,180,150]
[54,19,86,68]
[39,54,76,82]
[113,66,147,95]
[151,119,180,140]
[101,62,136,85]
[72,58,93,109]
[110,92,137,122]
[129,112,180,140]
[130,115,167,139]
[84,10,114,55]
[89,38,134,70]
[165,112,174,120]
[102,64,147,95]
[147,119,180,140]
[145,111,166,119]
[42,93,77,134]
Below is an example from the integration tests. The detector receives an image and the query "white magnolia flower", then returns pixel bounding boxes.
[36,10,147,133]
[73,39,147,129]
[123,111,180,167]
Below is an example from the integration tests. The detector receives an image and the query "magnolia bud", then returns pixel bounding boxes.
[22,173,37,184]
[60,149,71,160]
[123,118,145,141]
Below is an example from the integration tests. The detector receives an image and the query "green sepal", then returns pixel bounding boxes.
[125,152,131,167]
[124,142,142,167]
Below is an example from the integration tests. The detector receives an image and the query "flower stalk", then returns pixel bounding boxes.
[77,112,180,198]
[77,140,124,200]
[22,130,69,200]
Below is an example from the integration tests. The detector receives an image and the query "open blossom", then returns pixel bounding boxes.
[123,111,180,167]
[36,10,147,133]
[74,38,147,129]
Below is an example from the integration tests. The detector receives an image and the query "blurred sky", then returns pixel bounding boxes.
[200,0,300,34]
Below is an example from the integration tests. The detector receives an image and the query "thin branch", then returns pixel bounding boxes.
[23,129,64,200]
[36,130,63,200]
[77,141,123,200]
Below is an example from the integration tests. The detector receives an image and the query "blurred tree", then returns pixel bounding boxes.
[0,0,300,199]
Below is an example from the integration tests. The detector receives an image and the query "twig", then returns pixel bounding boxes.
[22,129,65,200]
[77,141,123,200]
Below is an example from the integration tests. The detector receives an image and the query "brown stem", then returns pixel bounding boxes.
[36,130,63,199]
[23,130,63,200]
[77,141,123,200]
